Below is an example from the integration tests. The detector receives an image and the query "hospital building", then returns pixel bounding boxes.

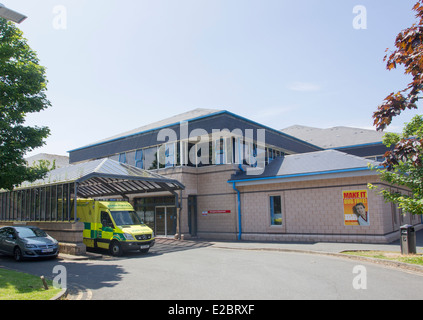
[1,108,420,254]
[68,108,420,243]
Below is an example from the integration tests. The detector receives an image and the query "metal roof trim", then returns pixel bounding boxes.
[12,159,185,194]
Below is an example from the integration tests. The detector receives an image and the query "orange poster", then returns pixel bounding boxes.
[343,190,370,226]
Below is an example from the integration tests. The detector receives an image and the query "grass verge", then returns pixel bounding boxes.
[342,251,423,266]
[0,267,62,300]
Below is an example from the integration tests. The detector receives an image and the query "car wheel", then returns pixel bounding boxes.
[109,241,123,257]
[14,247,23,262]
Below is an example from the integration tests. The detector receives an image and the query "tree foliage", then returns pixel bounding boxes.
[0,18,51,190]
[371,1,423,215]
[373,1,423,171]
[369,115,423,215]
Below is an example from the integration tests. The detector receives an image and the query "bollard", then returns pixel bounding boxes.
[400,225,417,255]
[40,276,49,290]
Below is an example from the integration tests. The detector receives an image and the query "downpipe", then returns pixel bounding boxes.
[232,182,242,241]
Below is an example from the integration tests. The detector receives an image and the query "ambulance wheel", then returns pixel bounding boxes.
[109,240,123,257]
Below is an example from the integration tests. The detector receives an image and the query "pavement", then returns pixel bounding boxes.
[59,227,423,260]
[209,230,423,254]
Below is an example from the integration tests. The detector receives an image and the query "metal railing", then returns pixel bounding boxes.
[0,182,76,222]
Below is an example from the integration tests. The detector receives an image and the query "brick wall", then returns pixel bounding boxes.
[149,164,239,240]
[238,175,420,243]
[129,165,422,243]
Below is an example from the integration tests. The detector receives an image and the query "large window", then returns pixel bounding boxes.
[135,149,143,169]
[270,195,282,226]
[215,138,225,165]
[164,143,176,168]
[266,148,283,165]
[144,147,157,170]
[134,196,176,234]
[133,144,179,170]
[113,140,286,170]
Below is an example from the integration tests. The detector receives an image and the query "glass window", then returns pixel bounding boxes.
[119,153,126,164]
[187,143,196,167]
[0,227,12,237]
[15,227,47,238]
[101,211,114,228]
[125,151,136,167]
[135,149,143,169]
[165,143,175,168]
[268,148,274,164]
[143,207,155,230]
[166,206,177,236]
[196,141,211,167]
[270,195,282,226]
[144,147,158,170]
[215,138,225,165]
[157,145,165,169]
[250,143,257,167]
[110,211,142,226]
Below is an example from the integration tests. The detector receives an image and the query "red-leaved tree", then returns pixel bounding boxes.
[369,1,423,216]
[373,1,423,169]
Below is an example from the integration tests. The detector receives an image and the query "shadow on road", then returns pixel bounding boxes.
[151,238,213,254]
[0,255,127,293]
[0,238,215,297]
[85,238,214,260]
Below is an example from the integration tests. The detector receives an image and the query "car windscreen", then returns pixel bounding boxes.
[110,211,142,226]
[15,227,47,238]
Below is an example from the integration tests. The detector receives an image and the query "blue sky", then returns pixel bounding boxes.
[9,0,420,156]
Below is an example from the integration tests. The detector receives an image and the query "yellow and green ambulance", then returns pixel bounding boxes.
[77,200,155,256]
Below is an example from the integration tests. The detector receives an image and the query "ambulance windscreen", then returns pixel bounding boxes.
[110,211,142,226]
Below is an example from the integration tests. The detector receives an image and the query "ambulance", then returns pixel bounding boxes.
[77,199,155,256]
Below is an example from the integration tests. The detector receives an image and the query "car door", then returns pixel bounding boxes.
[0,228,7,254]
[2,228,17,254]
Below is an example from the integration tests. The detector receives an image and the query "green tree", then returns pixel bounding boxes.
[370,1,423,215]
[0,18,51,190]
[369,115,423,215]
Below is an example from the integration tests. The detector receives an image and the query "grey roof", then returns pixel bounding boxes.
[16,158,184,198]
[69,108,322,163]
[229,150,380,183]
[280,125,388,149]
[76,108,222,150]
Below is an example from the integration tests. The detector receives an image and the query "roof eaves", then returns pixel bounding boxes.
[228,165,382,185]
[222,111,322,151]
[331,141,386,150]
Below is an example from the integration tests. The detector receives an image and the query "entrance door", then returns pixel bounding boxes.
[155,206,176,237]
[156,207,166,236]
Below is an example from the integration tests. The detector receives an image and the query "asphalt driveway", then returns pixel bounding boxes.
[1,235,423,302]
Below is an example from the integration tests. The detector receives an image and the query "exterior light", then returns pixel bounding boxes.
[0,3,27,24]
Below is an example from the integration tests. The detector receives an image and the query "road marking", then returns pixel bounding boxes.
[66,285,92,300]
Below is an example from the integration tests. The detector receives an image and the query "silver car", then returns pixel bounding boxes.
[0,226,59,261]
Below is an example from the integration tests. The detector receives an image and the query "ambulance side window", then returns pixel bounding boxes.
[101,211,114,228]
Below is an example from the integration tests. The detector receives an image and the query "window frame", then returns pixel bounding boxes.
[269,194,283,227]
[118,152,127,164]
[135,149,143,169]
